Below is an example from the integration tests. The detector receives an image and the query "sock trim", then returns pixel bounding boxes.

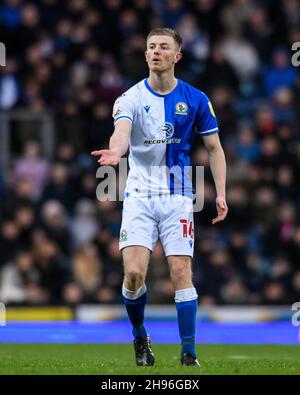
[175,287,198,303]
[122,283,147,300]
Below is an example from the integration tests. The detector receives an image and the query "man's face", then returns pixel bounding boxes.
[145,35,182,72]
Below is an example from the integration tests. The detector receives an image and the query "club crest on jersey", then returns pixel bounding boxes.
[175,102,188,115]
[120,229,127,242]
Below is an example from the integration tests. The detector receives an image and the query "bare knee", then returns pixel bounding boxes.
[122,246,150,291]
[169,257,193,289]
[124,269,144,290]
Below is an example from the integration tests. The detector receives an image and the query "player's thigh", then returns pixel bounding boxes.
[158,195,194,258]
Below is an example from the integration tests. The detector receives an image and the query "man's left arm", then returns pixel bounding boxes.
[202,133,228,224]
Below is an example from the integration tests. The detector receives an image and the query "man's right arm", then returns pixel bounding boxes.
[91,119,132,166]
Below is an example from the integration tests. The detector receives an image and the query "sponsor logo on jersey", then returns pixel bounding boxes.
[157,122,174,138]
[144,122,181,145]
[144,138,181,145]
[208,101,216,117]
[144,105,151,113]
[175,102,188,115]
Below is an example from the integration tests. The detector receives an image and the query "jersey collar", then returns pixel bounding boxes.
[144,78,180,98]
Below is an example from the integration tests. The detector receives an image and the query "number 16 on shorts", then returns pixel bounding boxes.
[180,219,193,239]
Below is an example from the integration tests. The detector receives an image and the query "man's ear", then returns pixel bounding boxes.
[174,52,182,64]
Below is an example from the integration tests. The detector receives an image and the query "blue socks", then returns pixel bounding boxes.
[122,283,147,339]
[175,287,198,358]
[122,282,198,358]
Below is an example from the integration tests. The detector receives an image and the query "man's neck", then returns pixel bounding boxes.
[147,71,178,94]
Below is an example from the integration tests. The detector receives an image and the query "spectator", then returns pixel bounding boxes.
[264,48,298,96]
[233,123,261,162]
[15,205,36,248]
[198,44,239,93]
[13,140,50,198]
[0,57,19,109]
[41,163,76,212]
[160,0,188,27]
[222,31,260,82]
[64,244,103,303]
[0,251,38,304]
[176,13,209,62]
[71,199,99,248]
[0,219,22,266]
[120,33,149,85]
[1,176,37,218]
[0,0,22,30]
[40,199,71,255]
[32,237,67,303]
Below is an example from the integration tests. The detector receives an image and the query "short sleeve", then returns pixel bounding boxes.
[112,93,135,125]
[195,93,219,136]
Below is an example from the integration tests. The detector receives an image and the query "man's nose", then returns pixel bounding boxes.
[154,46,161,55]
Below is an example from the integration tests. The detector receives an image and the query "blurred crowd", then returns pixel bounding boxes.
[0,0,300,305]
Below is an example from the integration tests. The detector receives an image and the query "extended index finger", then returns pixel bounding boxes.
[212,214,225,224]
[91,149,109,156]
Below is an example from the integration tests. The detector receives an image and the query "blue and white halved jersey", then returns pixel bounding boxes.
[112,78,219,197]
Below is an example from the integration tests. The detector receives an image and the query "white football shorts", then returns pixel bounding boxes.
[119,194,194,257]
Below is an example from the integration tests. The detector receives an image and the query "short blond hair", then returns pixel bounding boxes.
[147,28,182,50]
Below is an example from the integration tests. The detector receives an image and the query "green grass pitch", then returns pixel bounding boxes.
[0,344,300,375]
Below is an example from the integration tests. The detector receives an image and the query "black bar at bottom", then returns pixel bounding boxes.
[0,375,299,392]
